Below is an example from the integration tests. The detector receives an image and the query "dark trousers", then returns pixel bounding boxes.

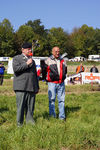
[0,75,4,85]
[15,91,35,125]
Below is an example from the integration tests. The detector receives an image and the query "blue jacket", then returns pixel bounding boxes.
[0,66,5,75]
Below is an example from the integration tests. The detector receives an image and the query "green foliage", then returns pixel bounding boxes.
[16,25,35,46]
[0,19,100,58]
[71,24,100,58]
[0,19,15,56]
[4,71,13,79]
[48,27,70,55]
[26,19,47,37]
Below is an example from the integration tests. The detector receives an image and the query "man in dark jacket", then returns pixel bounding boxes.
[90,65,99,73]
[13,42,39,126]
[44,46,67,120]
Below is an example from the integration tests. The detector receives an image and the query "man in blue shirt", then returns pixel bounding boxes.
[0,63,5,85]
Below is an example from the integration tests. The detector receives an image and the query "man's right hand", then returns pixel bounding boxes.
[26,58,33,65]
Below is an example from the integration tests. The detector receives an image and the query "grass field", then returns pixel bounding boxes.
[0,79,100,150]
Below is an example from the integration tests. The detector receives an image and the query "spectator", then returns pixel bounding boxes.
[75,63,85,82]
[13,42,39,126]
[76,63,85,73]
[90,65,99,73]
[43,46,67,120]
[0,63,5,85]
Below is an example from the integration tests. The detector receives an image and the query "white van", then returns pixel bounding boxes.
[88,55,100,61]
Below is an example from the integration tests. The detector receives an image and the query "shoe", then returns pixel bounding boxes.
[59,118,66,122]
[26,120,35,125]
[17,123,23,127]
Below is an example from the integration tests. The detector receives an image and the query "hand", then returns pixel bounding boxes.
[26,58,33,65]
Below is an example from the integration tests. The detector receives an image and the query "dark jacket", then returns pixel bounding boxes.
[13,54,39,93]
[0,66,5,75]
[90,67,99,73]
[44,55,67,83]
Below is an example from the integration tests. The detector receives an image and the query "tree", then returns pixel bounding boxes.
[14,25,35,54]
[80,25,96,57]
[25,19,49,56]
[93,28,100,55]
[26,19,48,37]
[70,27,86,57]
[0,18,15,56]
[70,25,97,58]
[47,27,70,55]
[16,25,35,44]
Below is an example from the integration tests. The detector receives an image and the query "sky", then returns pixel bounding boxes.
[0,0,100,33]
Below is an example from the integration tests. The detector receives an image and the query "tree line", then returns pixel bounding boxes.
[0,18,100,58]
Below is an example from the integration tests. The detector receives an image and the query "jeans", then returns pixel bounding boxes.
[48,82,65,119]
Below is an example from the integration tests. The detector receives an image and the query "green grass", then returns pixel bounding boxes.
[4,71,13,79]
[0,80,100,150]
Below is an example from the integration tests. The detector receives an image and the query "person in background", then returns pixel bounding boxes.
[43,46,67,120]
[85,67,89,72]
[13,42,39,127]
[0,63,5,85]
[74,63,85,82]
[90,65,99,73]
[76,63,85,74]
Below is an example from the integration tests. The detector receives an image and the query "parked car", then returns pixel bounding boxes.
[69,56,86,62]
[88,55,100,61]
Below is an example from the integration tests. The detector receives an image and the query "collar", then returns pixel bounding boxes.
[22,53,31,59]
[50,55,62,60]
